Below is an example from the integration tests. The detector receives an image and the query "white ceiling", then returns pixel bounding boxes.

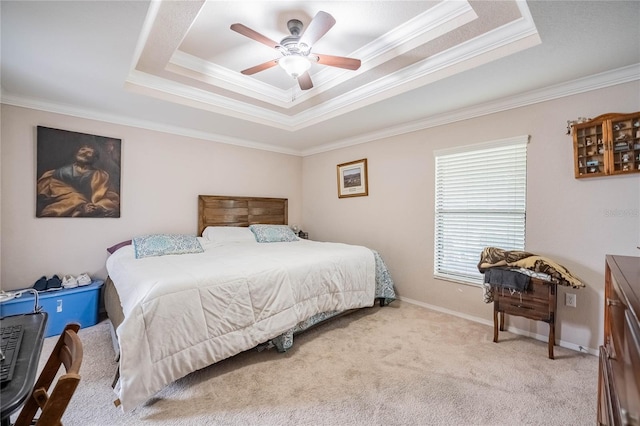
[1,1,639,156]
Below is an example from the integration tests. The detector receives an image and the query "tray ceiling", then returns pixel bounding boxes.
[1,1,639,155]
[128,0,537,131]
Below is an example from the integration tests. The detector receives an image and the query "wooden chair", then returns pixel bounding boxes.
[13,323,83,426]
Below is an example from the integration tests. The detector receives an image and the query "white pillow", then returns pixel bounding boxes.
[202,226,257,243]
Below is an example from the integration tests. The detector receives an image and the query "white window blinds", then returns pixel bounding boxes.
[434,135,528,285]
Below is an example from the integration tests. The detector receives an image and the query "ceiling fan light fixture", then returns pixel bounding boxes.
[232,11,358,90]
[278,55,310,78]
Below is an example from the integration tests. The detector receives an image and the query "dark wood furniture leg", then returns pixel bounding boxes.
[548,320,555,359]
[547,283,556,359]
[493,303,499,343]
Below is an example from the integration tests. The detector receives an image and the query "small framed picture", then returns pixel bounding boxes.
[337,158,368,198]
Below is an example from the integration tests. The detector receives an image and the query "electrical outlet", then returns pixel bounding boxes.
[565,293,577,308]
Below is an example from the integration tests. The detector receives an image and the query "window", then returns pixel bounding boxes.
[434,135,528,285]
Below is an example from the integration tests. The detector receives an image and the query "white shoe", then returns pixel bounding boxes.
[76,273,92,286]
[62,275,78,289]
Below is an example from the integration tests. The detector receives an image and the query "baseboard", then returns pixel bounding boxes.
[397,296,597,356]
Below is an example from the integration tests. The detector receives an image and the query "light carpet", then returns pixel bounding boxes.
[27,301,598,425]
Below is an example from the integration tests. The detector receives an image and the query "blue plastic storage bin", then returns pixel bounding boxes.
[0,280,103,337]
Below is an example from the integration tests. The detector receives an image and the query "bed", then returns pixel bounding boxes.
[104,195,396,411]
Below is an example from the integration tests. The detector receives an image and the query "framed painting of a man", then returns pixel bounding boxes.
[36,126,121,218]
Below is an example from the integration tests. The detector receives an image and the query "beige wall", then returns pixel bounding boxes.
[0,105,303,290]
[2,82,639,353]
[301,81,640,352]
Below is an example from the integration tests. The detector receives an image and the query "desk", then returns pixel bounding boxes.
[0,313,48,426]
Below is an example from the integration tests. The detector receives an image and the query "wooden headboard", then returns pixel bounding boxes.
[197,195,288,236]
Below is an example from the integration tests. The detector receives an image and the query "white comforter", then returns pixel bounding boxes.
[106,238,376,411]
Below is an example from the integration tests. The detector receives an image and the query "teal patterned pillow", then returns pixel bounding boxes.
[133,234,204,259]
[249,225,299,243]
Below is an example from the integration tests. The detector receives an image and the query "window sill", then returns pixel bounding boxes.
[433,274,482,288]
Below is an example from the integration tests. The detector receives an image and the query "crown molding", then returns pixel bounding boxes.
[300,63,640,156]
[0,92,300,156]
[167,52,293,106]
[126,1,477,130]
[2,64,637,157]
[166,1,475,108]
[288,9,541,131]
[278,7,538,131]
[124,70,295,130]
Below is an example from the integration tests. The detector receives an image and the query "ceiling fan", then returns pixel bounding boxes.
[230,11,361,90]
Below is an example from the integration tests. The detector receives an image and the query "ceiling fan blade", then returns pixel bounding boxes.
[299,11,336,48]
[315,53,361,70]
[230,23,281,50]
[240,59,279,75]
[297,71,313,90]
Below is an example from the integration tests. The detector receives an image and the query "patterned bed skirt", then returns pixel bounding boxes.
[270,250,396,352]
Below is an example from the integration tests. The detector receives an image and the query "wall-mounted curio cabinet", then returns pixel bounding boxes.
[572,112,640,178]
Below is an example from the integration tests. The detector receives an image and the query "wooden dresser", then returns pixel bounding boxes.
[598,255,640,425]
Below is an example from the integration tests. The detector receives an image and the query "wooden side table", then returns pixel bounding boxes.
[493,277,557,359]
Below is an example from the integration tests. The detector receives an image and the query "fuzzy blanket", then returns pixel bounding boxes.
[478,247,585,288]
